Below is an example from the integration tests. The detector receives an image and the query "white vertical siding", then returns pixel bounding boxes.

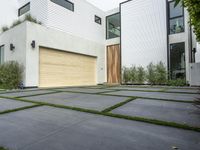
[121,0,168,68]
[45,0,105,44]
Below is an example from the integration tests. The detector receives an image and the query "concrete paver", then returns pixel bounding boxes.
[0,98,35,112]
[112,98,200,127]
[24,92,126,111]
[0,90,56,98]
[55,87,116,93]
[104,90,200,101]
[0,106,199,150]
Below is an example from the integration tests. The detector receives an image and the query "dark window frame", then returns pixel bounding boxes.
[18,2,30,16]
[50,0,74,12]
[106,12,120,40]
[169,42,186,80]
[168,0,185,35]
[95,15,102,25]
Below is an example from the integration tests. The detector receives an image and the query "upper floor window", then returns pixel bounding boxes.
[18,2,30,16]
[106,13,120,39]
[0,45,4,64]
[168,1,184,34]
[95,15,101,25]
[51,0,74,12]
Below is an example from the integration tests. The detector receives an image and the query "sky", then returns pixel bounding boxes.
[86,0,126,11]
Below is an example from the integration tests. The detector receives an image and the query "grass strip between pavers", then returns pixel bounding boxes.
[0,95,199,132]
[15,91,62,98]
[0,147,8,150]
[0,89,45,95]
[99,93,193,103]
[0,104,43,115]
[103,89,199,95]
[102,97,137,113]
[51,89,195,103]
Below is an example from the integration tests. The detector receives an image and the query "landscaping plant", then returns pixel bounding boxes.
[0,14,42,33]
[167,79,186,86]
[175,0,200,42]
[155,61,167,85]
[1,26,9,32]
[137,66,146,84]
[0,147,8,150]
[0,61,24,89]
[122,67,131,84]
[146,62,156,85]
[129,65,137,84]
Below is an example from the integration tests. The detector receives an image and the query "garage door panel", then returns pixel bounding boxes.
[39,47,97,87]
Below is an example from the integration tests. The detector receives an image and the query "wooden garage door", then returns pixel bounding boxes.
[39,47,97,87]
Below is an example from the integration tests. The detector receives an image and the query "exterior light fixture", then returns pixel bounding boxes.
[31,40,36,49]
[10,44,15,51]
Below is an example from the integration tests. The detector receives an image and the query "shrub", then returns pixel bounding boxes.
[1,14,42,33]
[0,147,8,150]
[167,79,186,86]
[137,66,146,84]
[155,61,167,85]
[25,14,42,24]
[1,26,9,32]
[122,67,131,84]
[146,62,156,85]
[129,65,137,84]
[0,61,24,89]
[11,20,22,28]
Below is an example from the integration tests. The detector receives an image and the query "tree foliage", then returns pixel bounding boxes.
[175,0,200,42]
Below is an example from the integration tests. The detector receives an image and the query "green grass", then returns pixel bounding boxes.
[102,97,136,113]
[0,95,199,132]
[16,91,62,98]
[0,146,8,150]
[0,104,43,115]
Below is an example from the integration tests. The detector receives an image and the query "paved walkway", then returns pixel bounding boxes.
[0,86,199,150]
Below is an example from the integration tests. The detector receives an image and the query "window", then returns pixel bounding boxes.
[106,13,120,39]
[169,43,185,80]
[18,2,30,16]
[0,45,4,64]
[51,0,74,12]
[95,15,101,25]
[168,1,184,34]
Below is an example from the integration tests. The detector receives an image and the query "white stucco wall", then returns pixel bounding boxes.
[121,0,168,68]
[0,22,106,87]
[196,42,200,63]
[189,63,200,86]
[25,21,105,87]
[0,23,27,84]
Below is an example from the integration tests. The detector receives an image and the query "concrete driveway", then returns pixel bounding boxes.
[0,86,200,150]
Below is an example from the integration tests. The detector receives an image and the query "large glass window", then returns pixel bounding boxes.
[0,45,4,64]
[168,1,184,34]
[106,13,120,39]
[170,43,185,80]
[51,0,74,12]
[18,2,30,16]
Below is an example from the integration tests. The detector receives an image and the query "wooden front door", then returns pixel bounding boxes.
[107,44,121,84]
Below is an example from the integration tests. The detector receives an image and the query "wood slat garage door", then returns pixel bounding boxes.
[39,47,97,87]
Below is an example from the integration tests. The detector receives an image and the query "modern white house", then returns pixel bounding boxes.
[0,0,200,87]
